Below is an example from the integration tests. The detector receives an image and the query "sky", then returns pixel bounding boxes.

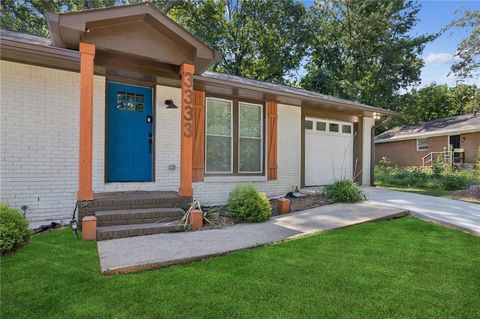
[414,0,479,87]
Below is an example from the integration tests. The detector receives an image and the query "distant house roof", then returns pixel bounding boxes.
[375,113,480,143]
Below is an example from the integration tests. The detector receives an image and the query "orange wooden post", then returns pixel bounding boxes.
[82,216,97,240]
[179,64,195,196]
[77,42,95,201]
[189,209,203,230]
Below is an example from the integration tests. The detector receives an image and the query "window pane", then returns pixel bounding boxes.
[417,138,428,150]
[117,92,126,110]
[126,93,135,111]
[206,99,232,136]
[239,103,261,138]
[239,138,261,172]
[305,120,313,130]
[135,94,144,112]
[329,123,339,132]
[342,125,351,134]
[206,136,231,172]
[316,122,326,131]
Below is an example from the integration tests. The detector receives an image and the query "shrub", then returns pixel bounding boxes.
[0,203,31,255]
[441,173,468,191]
[227,184,271,222]
[323,180,366,203]
[377,157,392,171]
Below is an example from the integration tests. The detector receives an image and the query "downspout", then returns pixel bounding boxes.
[370,115,392,186]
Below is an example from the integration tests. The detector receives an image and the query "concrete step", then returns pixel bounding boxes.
[95,208,184,227]
[96,221,185,241]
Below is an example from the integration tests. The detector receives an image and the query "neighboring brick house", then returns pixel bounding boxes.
[0,4,396,236]
[375,113,480,167]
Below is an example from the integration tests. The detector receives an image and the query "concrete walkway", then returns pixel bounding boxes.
[97,202,408,274]
[363,187,480,236]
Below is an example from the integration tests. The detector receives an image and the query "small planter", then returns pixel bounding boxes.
[277,198,291,214]
[189,210,203,230]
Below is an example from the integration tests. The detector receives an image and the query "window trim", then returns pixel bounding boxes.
[204,95,266,177]
[416,138,428,151]
[238,101,264,173]
[205,97,234,174]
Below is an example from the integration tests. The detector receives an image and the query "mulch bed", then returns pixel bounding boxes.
[452,185,480,202]
[270,193,331,216]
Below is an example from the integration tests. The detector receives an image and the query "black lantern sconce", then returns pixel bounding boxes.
[165,99,178,109]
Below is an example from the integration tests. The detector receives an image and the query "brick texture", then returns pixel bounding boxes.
[375,133,480,166]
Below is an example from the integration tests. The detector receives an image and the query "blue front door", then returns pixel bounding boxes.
[107,82,153,182]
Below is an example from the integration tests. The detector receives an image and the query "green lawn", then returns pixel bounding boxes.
[2,217,479,318]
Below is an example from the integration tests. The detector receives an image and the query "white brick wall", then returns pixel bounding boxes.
[193,103,301,205]
[0,61,104,223]
[362,117,374,185]
[0,60,368,221]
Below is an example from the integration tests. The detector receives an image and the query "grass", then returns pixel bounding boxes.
[2,218,479,318]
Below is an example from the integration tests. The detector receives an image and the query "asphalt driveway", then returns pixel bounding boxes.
[363,187,480,236]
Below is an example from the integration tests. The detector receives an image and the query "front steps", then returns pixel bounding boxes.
[78,191,191,241]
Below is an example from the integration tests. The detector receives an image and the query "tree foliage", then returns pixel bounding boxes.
[169,0,309,83]
[449,10,480,80]
[301,0,437,108]
[384,83,479,131]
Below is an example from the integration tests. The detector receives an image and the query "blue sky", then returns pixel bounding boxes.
[414,0,479,87]
[301,0,479,87]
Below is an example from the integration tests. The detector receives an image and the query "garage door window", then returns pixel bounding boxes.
[329,123,339,132]
[305,120,314,130]
[316,122,326,131]
[342,125,352,134]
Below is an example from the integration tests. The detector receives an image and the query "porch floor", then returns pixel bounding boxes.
[97,202,409,274]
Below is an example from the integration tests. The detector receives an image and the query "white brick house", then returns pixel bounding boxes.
[0,4,396,226]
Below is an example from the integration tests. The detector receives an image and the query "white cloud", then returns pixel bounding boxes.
[424,52,454,65]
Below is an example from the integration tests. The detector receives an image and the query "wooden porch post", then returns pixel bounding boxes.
[179,64,195,197]
[77,42,95,201]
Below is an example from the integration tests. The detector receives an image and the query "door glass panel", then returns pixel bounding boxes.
[126,93,135,111]
[116,92,126,110]
[135,94,144,112]
[342,125,352,134]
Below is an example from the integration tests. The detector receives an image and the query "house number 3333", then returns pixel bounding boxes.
[182,71,193,138]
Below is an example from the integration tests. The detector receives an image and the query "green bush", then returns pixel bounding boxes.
[0,203,31,255]
[323,180,366,203]
[441,173,468,191]
[227,184,271,223]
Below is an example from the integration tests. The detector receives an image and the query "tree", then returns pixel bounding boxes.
[169,0,309,83]
[449,10,480,80]
[301,0,436,108]
[0,1,120,37]
[383,83,479,131]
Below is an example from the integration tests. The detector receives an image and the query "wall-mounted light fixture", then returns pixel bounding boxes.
[165,99,178,109]
[462,136,466,143]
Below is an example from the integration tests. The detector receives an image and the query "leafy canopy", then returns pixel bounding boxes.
[301,0,437,108]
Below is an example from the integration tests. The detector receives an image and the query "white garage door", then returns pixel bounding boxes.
[305,118,354,186]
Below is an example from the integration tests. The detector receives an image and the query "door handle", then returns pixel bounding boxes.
[147,116,152,123]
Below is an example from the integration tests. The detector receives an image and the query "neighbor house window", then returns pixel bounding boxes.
[417,138,428,151]
[206,98,233,173]
[239,102,263,172]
